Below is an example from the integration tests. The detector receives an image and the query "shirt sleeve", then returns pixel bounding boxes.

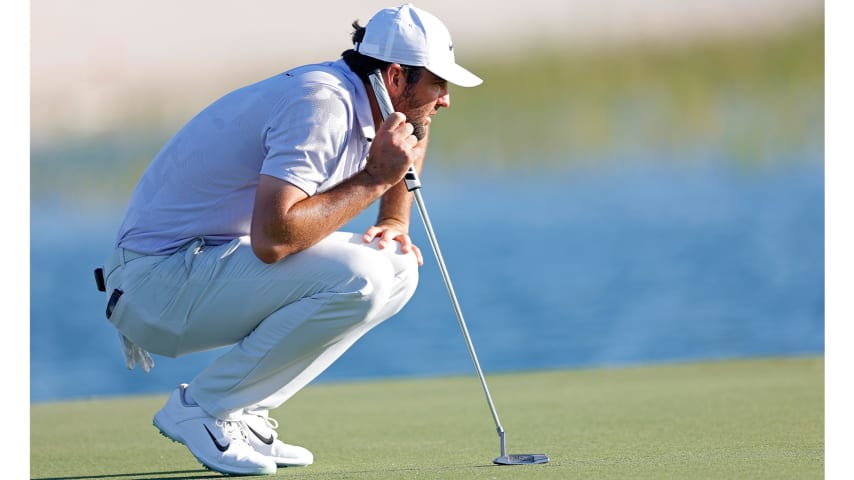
[260,82,350,196]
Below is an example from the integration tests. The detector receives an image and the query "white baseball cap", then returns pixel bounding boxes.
[355,3,483,87]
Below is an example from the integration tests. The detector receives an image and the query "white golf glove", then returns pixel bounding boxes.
[119,332,154,373]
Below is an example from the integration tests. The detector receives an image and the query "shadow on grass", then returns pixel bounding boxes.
[279,462,551,479]
[31,462,556,479]
[32,469,222,480]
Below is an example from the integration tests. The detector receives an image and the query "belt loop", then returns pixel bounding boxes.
[185,237,204,270]
[193,237,206,255]
[120,248,126,267]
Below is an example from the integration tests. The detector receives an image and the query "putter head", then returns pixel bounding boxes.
[493,453,550,465]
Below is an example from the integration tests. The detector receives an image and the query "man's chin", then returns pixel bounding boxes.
[410,121,427,141]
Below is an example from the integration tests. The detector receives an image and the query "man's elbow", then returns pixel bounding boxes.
[250,235,294,264]
[252,245,281,264]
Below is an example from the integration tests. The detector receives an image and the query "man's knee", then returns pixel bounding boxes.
[392,255,419,303]
[346,248,418,321]
[366,250,419,322]
[288,235,420,323]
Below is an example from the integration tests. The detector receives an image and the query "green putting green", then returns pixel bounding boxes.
[31,356,823,479]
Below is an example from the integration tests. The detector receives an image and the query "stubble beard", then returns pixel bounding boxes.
[400,86,429,141]
[410,121,427,141]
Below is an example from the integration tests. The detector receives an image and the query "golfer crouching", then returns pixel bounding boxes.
[95,3,481,475]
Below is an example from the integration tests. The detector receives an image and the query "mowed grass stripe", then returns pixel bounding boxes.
[31,356,823,479]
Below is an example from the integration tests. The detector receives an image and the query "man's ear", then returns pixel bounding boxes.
[385,63,406,98]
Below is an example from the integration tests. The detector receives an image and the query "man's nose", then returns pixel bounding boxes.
[437,91,450,109]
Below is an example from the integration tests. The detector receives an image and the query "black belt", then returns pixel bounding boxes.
[94,248,147,292]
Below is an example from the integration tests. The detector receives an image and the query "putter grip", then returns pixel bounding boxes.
[369,70,422,192]
[404,165,421,192]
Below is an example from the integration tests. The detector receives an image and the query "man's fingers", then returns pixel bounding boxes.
[377,113,418,152]
[364,226,422,266]
[363,226,382,243]
[394,120,416,144]
[381,112,407,132]
[411,244,424,266]
[378,228,401,249]
[387,229,410,249]
[382,114,417,139]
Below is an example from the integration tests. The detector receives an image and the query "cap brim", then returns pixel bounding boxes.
[426,61,483,88]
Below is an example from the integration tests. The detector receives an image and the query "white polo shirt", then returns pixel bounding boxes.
[115,59,376,255]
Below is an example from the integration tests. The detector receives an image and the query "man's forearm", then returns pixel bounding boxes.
[376,177,415,230]
[252,170,392,263]
[377,127,428,230]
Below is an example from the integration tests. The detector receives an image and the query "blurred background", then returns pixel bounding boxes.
[30,0,824,403]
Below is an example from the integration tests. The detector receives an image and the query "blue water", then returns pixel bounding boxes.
[30,159,824,403]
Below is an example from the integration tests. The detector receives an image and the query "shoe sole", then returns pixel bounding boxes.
[273,458,313,467]
[268,449,314,468]
[153,412,275,476]
[152,410,186,445]
[275,462,313,468]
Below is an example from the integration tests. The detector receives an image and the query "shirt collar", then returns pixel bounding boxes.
[332,58,375,141]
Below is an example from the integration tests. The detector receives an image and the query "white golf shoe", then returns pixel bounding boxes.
[243,409,314,467]
[153,384,277,476]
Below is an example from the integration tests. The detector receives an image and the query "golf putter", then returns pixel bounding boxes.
[368,69,549,466]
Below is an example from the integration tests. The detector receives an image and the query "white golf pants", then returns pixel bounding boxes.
[103,231,419,420]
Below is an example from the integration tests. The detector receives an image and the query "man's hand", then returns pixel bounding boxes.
[364,112,422,186]
[363,223,424,266]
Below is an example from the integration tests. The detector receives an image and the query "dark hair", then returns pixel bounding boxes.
[341,21,424,85]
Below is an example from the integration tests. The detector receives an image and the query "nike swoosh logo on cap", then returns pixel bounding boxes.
[247,425,275,445]
[204,425,230,452]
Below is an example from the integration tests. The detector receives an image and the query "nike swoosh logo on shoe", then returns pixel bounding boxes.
[204,425,230,452]
[247,425,275,445]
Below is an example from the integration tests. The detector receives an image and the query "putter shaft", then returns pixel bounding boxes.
[367,70,517,462]
[411,188,506,450]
